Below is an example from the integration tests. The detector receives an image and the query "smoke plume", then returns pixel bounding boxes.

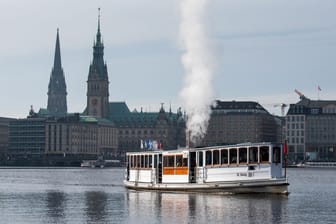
[179,0,215,145]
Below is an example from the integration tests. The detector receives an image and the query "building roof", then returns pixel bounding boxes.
[288,99,336,115]
[212,100,269,115]
[108,102,131,116]
[108,102,183,128]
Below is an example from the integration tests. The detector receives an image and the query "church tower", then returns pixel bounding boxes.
[47,28,67,115]
[86,9,109,118]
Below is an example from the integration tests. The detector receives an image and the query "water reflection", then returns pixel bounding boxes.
[126,191,289,224]
[46,191,66,223]
[85,191,108,223]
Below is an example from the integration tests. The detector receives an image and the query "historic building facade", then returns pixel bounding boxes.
[202,100,280,146]
[45,114,118,164]
[8,111,118,166]
[108,102,186,157]
[286,95,336,163]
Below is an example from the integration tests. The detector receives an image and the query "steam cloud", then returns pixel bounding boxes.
[179,0,215,145]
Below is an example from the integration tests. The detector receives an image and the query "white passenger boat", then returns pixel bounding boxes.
[124,142,289,194]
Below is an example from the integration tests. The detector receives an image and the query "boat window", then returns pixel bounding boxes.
[206,150,212,166]
[154,155,157,168]
[137,155,140,168]
[272,147,281,164]
[129,156,132,168]
[239,148,247,164]
[141,155,145,168]
[183,158,188,167]
[145,155,150,168]
[260,146,270,163]
[149,155,153,168]
[198,151,203,167]
[163,155,175,167]
[229,148,237,165]
[213,150,220,165]
[249,147,258,164]
[176,155,183,167]
[221,149,228,165]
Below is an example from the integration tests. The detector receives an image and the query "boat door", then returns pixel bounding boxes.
[189,151,196,183]
[155,154,162,183]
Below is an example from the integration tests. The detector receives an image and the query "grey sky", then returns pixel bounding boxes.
[1,0,336,118]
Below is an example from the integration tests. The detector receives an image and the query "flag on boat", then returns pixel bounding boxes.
[283,141,288,155]
[152,140,158,150]
[145,139,153,149]
[318,85,322,91]
[140,139,144,149]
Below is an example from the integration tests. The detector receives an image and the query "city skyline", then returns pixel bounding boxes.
[1,0,336,118]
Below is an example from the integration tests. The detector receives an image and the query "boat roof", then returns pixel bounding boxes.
[126,142,278,155]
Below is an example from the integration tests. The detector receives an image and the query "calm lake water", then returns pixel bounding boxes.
[0,167,335,224]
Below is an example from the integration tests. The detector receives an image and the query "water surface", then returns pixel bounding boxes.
[0,168,335,223]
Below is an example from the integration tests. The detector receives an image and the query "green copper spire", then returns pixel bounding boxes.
[97,8,101,44]
[48,28,67,115]
[86,9,109,118]
[53,28,62,70]
[90,7,106,79]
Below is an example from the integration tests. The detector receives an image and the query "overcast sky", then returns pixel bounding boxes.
[1,0,336,118]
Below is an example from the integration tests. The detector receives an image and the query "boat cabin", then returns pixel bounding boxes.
[125,142,284,185]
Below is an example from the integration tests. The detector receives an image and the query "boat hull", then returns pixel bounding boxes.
[124,178,289,195]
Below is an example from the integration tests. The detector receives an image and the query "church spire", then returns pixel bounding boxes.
[54,28,62,70]
[47,28,67,115]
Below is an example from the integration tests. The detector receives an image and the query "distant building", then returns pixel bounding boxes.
[202,100,281,146]
[109,102,186,156]
[8,112,118,166]
[0,117,15,163]
[45,114,118,164]
[47,29,67,116]
[8,114,46,165]
[286,96,336,163]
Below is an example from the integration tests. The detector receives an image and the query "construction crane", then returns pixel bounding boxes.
[294,89,308,100]
[273,103,288,117]
[262,103,288,116]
